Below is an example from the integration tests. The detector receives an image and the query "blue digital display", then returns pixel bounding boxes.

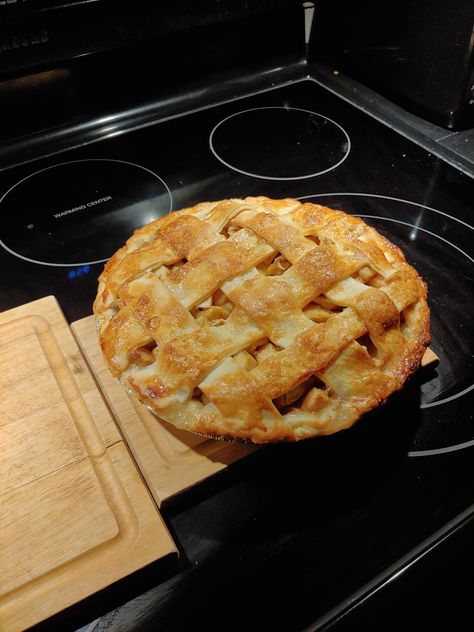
[68,265,90,279]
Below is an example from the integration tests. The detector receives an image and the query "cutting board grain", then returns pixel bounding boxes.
[0,297,177,632]
[71,315,257,507]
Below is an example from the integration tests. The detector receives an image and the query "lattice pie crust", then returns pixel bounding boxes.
[94,197,430,443]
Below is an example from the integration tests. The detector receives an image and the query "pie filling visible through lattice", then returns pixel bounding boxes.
[94,197,430,443]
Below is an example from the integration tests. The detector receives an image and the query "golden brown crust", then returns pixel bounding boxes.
[94,197,430,443]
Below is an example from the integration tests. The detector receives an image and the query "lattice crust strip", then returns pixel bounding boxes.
[94,197,430,443]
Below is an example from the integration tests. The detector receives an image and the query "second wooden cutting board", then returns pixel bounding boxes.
[71,315,439,507]
[72,315,258,506]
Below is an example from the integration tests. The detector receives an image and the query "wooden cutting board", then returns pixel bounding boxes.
[71,316,438,507]
[0,297,177,632]
[71,315,258,507]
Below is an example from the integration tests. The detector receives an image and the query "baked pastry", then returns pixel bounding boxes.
[94,197,430,443]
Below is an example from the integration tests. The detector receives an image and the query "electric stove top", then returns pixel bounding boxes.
[2,78,473,631]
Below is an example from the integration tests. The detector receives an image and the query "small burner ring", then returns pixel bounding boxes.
[209,106,351,180]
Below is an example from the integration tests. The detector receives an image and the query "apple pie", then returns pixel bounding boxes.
[94,197,430,443]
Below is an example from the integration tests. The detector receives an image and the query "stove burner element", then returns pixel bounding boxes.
[0,159,172,267]
[209,106,350,180]
[299,193,474,456]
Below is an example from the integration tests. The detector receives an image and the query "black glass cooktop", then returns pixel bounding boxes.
[1,79,473,630]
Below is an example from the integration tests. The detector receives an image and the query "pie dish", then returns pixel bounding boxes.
[94,197,430,443]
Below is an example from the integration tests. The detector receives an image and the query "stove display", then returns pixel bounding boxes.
[1,78,473,630]
[209,105,350,180]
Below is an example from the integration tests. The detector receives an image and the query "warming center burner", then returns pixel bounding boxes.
[0,158,172,266]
